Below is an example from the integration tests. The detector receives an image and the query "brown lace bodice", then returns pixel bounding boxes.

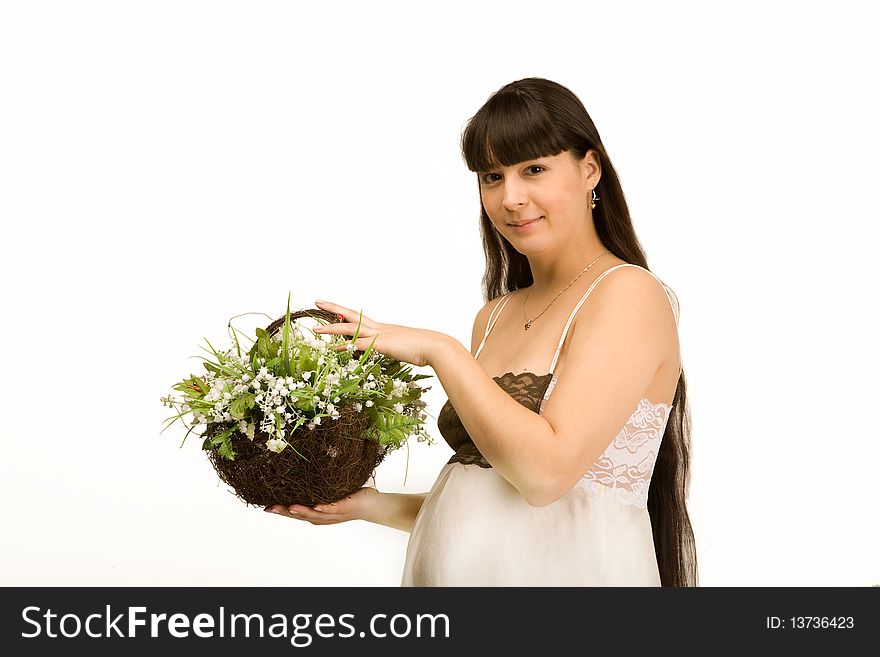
[437,371,553,468]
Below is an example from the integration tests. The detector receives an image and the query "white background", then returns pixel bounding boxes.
[1,0,877,586]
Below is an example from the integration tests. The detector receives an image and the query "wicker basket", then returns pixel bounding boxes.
[206,308,386,507]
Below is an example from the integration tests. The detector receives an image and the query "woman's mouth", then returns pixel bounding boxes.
[509,217,543,233]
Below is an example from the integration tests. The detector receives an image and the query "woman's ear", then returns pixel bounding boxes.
[579,149,601,188]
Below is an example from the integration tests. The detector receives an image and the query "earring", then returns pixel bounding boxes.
[590,188,599,210]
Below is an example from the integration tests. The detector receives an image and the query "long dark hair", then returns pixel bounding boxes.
[460,78,698,587]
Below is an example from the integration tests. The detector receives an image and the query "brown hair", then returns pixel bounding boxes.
[460,77,698,587]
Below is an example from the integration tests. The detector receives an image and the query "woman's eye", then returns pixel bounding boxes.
[527,165,545,175]
[480,172,501,184]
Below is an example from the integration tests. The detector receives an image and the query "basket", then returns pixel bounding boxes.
[205,308,386,507]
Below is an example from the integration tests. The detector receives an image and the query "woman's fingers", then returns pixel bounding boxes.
[265,504,298,519]
[264,489,377,525]
[312,322,360,335]
[264,503,347,525]
[315,300,376,328]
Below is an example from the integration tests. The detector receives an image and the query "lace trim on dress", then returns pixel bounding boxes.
[573,398,672,509]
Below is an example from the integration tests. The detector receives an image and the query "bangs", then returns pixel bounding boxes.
[461,89,569,173]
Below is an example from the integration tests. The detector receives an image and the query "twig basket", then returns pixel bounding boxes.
[206,308,386,507]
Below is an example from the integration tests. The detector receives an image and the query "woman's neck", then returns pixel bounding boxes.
[525,242,616,298]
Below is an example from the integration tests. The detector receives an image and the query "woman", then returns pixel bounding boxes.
[267,78,698,587]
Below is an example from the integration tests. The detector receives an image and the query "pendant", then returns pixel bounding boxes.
[524,320,532,330]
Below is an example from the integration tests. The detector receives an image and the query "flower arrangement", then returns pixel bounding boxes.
[160,294,434,506]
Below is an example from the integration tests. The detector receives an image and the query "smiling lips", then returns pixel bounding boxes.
[509,217,543,231]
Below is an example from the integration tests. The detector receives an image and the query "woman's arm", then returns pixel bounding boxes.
[362,491,428,533]
[428,267,673,507]
[266,488,427,533]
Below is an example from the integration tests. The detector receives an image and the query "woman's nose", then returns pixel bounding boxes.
[501,177,528,210]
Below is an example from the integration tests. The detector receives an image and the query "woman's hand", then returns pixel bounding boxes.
[265,487,380,525]
[310,299,447,368]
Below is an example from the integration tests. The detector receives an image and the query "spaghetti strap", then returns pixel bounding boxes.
[474,292,515,359]
[548,264,681,374]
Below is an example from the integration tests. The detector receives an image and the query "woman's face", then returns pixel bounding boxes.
[477,150,599,249]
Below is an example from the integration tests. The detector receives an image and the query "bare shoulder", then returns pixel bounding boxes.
[572,264,679,352]
[470,293,513,356]
[592,264,675,312]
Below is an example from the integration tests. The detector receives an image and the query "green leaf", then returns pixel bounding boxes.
[193,353,244,377]
[228,394,255,420]
[173,375,209,397]
[217,440,236,460]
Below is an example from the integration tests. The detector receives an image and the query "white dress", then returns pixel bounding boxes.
[401,264,681,586]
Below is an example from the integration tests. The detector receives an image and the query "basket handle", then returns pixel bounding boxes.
[264,308,345,338]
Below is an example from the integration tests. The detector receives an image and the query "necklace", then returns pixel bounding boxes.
[522,249,611,330]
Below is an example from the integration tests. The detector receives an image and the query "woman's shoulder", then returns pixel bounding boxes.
[469,290,519,355]
[568,263,680,357]
[586,262,679,325]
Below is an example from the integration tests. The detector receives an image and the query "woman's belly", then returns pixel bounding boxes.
[401,462,661,587]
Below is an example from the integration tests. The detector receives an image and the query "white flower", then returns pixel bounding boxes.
[302,372,311,381]
[313,416,321,425]
[353,402,363,412]
[365,400,373,407]
[333,397,340,403]
[393,403,404,414]
[266,438,286,453]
